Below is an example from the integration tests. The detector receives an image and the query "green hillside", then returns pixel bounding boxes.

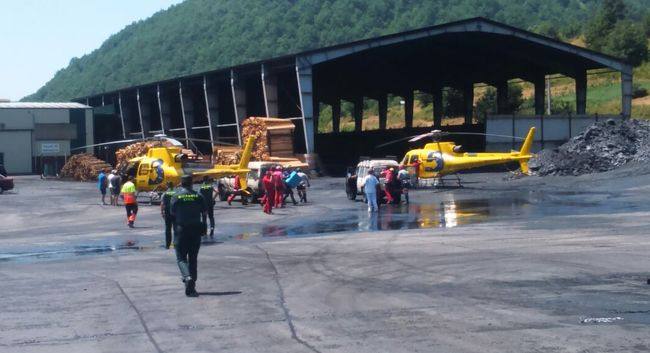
[24,0,650,102]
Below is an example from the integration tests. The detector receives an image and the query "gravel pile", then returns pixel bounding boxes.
[530,119,650,176]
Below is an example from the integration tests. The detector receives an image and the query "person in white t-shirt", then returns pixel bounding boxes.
[361,169,379,212]
[107,170,116,205]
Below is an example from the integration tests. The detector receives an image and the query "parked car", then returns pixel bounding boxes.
[345,159,401,203]
[217,161,281,202]
[0,174,14,194]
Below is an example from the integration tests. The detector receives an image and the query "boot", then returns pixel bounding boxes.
[186,279,199,297]
[209,227,214,238]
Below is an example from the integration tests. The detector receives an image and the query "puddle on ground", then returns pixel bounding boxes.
[0,241,154,263]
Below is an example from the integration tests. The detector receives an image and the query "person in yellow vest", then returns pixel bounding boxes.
[120,175,138,228]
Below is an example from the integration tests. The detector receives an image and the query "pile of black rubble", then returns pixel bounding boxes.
[530,119,650,176]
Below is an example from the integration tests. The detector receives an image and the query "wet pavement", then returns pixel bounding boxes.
[2,172,650,352]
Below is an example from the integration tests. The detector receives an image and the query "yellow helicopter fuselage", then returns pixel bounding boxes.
[124,137,254,192]
[401,127,536,178]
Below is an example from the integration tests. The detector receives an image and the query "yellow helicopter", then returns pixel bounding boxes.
[379,127,536,185]
[74,135,253,196]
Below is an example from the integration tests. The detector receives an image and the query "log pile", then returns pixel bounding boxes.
[115,141,170,170]
[241,117,295,160]
[212,145,242,165]
[60,154,112,181]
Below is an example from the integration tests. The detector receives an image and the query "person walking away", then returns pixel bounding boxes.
[98,169,108,205]
[227,174,249,206]
[272,166,285,208]
[397,165,410,204]
[110,172,122,206]
[161,182,176,249]
[296,168,310,203]
[283,169,300,205]
[120,176,138,228]
[170,175,207,297]
[411,158,421,188]
[361,169,379,212]
[384,167,395,204]
[262,170,275,214]
[199,176,216,238]
[107,170,116,205]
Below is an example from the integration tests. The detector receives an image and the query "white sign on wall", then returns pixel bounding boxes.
[41,143,61,154]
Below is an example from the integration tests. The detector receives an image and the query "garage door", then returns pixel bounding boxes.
[0,131,32,173]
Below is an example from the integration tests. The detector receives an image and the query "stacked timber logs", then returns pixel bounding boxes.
[60,154,112,181]
[241,117,295,160]
[115,141,171,170]
[212,145,242,165]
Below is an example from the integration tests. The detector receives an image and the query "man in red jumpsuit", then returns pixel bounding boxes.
[262,170,274,214]
[227,174,248,206]
[272,166,285,208]
[384,167,395,204]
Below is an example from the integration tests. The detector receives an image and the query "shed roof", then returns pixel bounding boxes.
[0,102,91,109]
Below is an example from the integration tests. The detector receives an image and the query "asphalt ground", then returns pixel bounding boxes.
[1,169,650,352]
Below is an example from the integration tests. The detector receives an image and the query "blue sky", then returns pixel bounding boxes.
[0,0,184,101]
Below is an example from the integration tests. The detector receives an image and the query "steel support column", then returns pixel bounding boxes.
[296,59,315,153]
[404,91,414,128]
[117,92,127,139]
[178,82,190,147]
[230,70,244,145]
[496,81,509,114]
[378,94,388,130]
[203,76,218,146]
[464,83,474,125]
[261,64,279,117]
[136,89,147,138]
[621,69,633,119]
[533,75,546,116]
[332,99,341,133]
[433,86,443,127]
[353,96,363,132]
[575,71,587,115]
[157,85,170,134]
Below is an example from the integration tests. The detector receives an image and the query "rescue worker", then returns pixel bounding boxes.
[272,166,285,208]
[98,169,108,205]
[199,176,215,238]
[384,167,395,204]
[397,165,410,204]
[262,170,274,214]
[160,181,176,249]
[361,169,379,212]
[296,168,310,203]
[411,158,421,188]
[110,172,122,206]
[283,169,299,206]
[170,175,207,297]
[120,175,138,228]
[227,174,249,206]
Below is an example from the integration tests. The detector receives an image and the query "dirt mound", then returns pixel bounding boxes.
[530,119,650,176]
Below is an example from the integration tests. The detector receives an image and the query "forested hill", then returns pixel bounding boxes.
[25,0,650,102]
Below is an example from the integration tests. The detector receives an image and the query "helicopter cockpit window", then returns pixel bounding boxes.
[125,162,139,178]
[409,155,419,164]
[453,145,463,153]
[174,154,188,163]
[426,152,437,162]
[138,163,150,176]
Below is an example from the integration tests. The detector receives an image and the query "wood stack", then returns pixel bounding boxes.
[241,117,295,160]
[60,154,112,181]
[115,141,171,170]
[212,145,242,165]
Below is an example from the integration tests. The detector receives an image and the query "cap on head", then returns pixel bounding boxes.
[276,166,282,171]
[181,175,193,187]
[389,167,395,171]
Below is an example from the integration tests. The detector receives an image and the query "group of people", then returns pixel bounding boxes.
[97,169,124,206]
[361,165,411,213]
[260,166,310,214]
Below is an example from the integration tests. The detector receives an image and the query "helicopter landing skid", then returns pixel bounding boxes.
[432,175,463,189]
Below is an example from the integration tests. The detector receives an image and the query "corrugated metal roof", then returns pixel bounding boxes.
[0,102,91,109]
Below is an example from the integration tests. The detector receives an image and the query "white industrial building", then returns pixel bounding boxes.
[0,102,93,175]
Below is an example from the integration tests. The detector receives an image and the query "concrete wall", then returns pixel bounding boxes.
[486,114,623,152]
[0,131,32,173]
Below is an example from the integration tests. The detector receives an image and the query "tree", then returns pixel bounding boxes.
[585,0,627,51]
[602,21,648,65]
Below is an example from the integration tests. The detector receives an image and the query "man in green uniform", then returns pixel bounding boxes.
[160,182,176,249]
[170,175,207,297]
[199,176,216,238]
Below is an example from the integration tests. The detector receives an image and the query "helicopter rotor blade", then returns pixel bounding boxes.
[70,139,139,151]
[408,132,434,142]
[446,132,525,140]
[375,133,426,149]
